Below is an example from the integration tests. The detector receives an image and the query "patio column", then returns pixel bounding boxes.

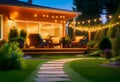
[73,17,76,40]
[88,31,91,41]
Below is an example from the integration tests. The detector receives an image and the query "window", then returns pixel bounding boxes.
[0,15,3,39]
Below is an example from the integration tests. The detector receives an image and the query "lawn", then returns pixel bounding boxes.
[67,58,120,82]
[0,59,47,82]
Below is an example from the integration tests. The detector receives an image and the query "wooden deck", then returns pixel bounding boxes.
[22,48,97,55]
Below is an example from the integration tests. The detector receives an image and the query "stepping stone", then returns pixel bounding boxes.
[38,71,65,74]
[40,68,63,71]
[37,74,68,78]
[42,64,63,67]
[46,62,64,64]
[36,77,70,82]
[40,67,62,69]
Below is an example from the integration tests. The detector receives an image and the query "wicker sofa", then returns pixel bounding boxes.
[71,36,84,47]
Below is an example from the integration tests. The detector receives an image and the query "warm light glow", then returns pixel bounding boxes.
[8,19,14,27]
[46,15,49,18]
[52,16,54,18]
[63,16,65,18]
[94,19,97,22]
[88,20,91,23]
[82,21,85,24]
[60,16,62,18]
[109,15,112,19]
[43,14,45,17]
[10,12,19,19]
[55,20,58,23]
[63,21,66,23]
[77,22,80,25]
[118,15,120,19]
[60,20,62,23]
[34,14,37,17]
[99,18,102,21]
[14,12,18,16]
[56,16,58,18]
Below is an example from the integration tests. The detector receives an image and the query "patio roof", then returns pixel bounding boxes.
[0,0,81,17]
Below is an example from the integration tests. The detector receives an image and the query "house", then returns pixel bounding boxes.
[0,0,81,46]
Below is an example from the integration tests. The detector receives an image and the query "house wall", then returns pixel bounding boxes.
[0,5,76,40]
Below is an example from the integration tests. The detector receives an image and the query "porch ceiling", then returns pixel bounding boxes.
[0,4,81,20]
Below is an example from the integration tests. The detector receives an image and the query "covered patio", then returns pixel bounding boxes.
[0,1,81,48]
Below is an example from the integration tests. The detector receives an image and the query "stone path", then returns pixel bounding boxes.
[35,58,80,82]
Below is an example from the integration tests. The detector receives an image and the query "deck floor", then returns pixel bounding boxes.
[22,48,97,55]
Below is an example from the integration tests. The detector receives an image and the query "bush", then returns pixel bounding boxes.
[60,36,71,48]
[8,27,19,40]
[0,39,7,47]
[99,37,112,50]
[104,49,112,59]
[115,56,120,62]
[19,29,27,40]
[112,27,120,56]
[0,43,25,70]
[87,40,96,48]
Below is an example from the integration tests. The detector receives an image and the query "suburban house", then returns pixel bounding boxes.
[0,0,81,47]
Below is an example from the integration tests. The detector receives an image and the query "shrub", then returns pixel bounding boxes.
[98,37,112,59]
[0,39,7,47]
[19,29,27,40]
[104,48,112,59]
[60,36,71,48]
[99,37,112,50]
[112,27,120,56]
[0,43,25,70]
[8,27,19,41]
[87,40,96,48]
[115,56,120,62]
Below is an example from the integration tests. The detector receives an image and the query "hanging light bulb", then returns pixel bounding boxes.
[82,21,85,24]
[87,20,91,23]
[94,19,97,22]
[118,15,120,19]
[109,15,112,19]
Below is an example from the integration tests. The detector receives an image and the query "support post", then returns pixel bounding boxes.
[73,17,76,40]
[88,31,91,41]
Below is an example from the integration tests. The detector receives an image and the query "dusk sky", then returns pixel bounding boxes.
[20,0,73,10]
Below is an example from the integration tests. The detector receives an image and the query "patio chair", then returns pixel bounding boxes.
[28,34,44,48]
[71,36,84,47]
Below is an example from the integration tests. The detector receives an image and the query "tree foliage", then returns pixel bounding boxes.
[99,37,112,50]
[73,0,120,20]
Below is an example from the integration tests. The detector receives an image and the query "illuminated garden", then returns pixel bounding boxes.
[0,0,120,82]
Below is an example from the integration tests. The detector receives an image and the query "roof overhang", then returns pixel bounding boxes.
[0,2,82,19]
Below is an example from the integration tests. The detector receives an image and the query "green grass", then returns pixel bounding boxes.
[68,58,120,82]
[0,59,47,82]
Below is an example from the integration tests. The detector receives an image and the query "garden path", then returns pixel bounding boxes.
[35,58,80,82]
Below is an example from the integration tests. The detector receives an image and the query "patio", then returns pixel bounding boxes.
[22,48,97,55]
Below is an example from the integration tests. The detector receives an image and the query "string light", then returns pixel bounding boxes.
[74,22,120,32]
[109,15,112,19]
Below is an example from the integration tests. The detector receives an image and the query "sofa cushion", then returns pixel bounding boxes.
[51,37,61,44]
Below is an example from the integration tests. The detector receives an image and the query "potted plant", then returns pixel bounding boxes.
[60,36,71,48]
[19,29,27,48]
[8,27,19,42]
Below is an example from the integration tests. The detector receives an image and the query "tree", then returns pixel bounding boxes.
[73,0,120,20]
[99,37,112,51]
[73,0,101,20]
